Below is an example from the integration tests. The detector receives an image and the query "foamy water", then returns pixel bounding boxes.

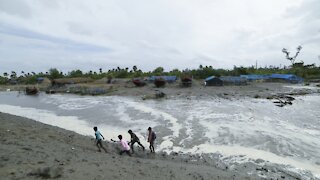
[0,90,320,177]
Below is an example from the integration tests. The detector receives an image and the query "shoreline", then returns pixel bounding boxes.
[0,112,318,179]
[1,81,319,100]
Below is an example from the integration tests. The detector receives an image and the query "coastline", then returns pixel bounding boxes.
[0,112,318,179]
[1,81,319,99]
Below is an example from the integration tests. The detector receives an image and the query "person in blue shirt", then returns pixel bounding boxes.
[93,126,107,153]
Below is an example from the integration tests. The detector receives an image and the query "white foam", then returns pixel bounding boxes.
[181,143,320,177]
[284,84,320,90]
[42,94,103,110]
[124,100,182,137]
[0,104,130,142]
[0,104,92,136]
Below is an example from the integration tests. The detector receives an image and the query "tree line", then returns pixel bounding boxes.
[1,63,319,85]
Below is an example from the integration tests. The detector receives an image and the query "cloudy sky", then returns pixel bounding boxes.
[0,0,319,73]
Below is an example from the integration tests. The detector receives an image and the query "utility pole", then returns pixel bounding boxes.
[255,60,258,69]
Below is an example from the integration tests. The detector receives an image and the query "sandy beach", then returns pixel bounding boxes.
[1,111,318,180]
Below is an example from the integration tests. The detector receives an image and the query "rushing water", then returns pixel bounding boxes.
[0,90,320,177]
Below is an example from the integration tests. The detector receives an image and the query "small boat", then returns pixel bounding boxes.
[181,77,192,87]
[154,78,166,88]
[132,78,146,87]
[25,87,39,95]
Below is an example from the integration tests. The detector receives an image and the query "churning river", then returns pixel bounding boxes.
[0,91,319,177]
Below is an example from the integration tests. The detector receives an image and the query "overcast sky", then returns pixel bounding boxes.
[0,0,319,74]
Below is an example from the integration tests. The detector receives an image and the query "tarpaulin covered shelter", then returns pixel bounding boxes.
[148,76,177,83]
[220,76,247,85]
[205,76,223,86]
[240,74,270,82]
[269,74,303,83]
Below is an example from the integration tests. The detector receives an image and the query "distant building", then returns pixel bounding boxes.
[269,74,303,84]
[36,77,45,83]
[205,76,223,86]
[148,76,177,83]
[240,74,270,82]
[220,76,247,85]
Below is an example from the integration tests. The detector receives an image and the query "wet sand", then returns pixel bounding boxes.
[0,112,316,180]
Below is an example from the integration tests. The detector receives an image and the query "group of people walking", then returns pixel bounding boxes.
[93,126,157,156]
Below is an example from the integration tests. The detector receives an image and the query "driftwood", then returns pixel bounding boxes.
[272,95,295,107]
[142,90,166,100]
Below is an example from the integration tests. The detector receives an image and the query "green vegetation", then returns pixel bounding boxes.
[0,63,319,85]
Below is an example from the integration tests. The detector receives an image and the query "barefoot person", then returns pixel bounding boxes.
[128,129,145,153]
[93,126,107,153]
[117,135,132,156]
[147,127,156,153]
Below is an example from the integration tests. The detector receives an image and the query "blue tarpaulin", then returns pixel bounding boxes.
[220,76,247,85]
[205,76,216,81]
[148,76,177,82]
[205,76,223,86]
[269,74,303,83]
[240,74,270,81]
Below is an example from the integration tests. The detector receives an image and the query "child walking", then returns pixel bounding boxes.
[128,129,145,153]
[147,127,156,153]
[93,126,108,153]
[117,135,132,156]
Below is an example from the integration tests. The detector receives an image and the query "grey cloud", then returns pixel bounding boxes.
[0,0,319,72]
[38,0,59,9]
[0,0,31,18]
[67,22,93,36]
[0,24,111,52]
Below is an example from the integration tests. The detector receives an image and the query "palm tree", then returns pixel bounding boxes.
[133,65,137,72]
[10,71,16,79]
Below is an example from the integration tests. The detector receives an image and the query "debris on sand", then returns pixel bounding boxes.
[271,95,295,107]
[142,90,166,100]
[25,87,38,95]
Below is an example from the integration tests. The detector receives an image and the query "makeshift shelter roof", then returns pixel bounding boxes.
[240,74,270,81]
[270,74,296,79]
[220,76,247,85]
[205,76,216,82]
[269,74,303,83]
[148,76,177,82]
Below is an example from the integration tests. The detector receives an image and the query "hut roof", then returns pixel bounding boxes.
[148,76,177,82]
